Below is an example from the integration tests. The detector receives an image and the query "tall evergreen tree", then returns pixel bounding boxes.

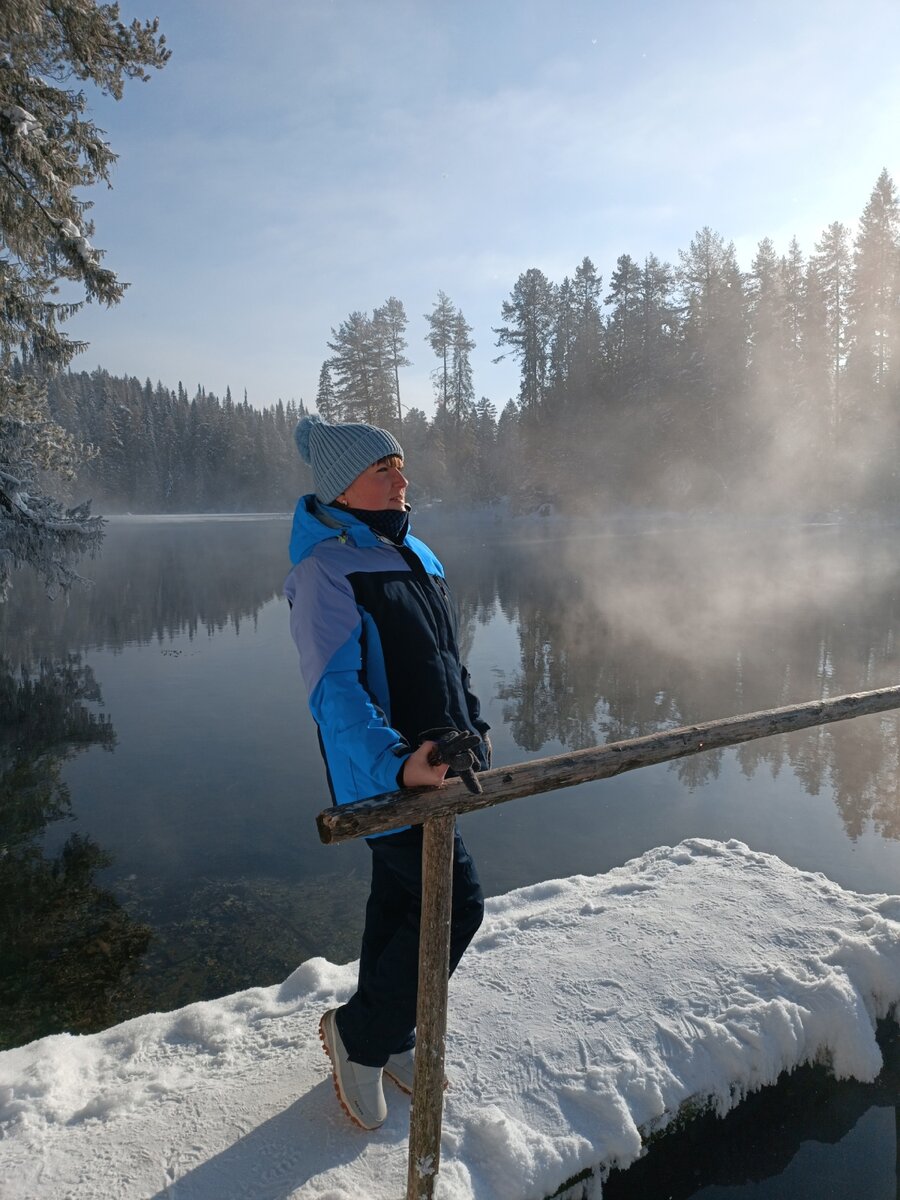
[847,170,900,398]
[468,396,499,503]
[495,399,523,505]
[571,255,607,405]
[605,253,644,394]
[315,361,339,422]
[424,291,456,413]
[0,1,168,596]
[845,170,900,504]
[675,228,748,495]
[637,253,677,391]
[548,275,575,403]
[493,268,557,416]
[450,308,475,424]
[372,297,410,428]
[542,259,603,430]
[327,310,394,426]
[800,259,831,428]
[633,253,679,501]
[747,236,783,393]
[812,221,852,437]
[779,237,806,406]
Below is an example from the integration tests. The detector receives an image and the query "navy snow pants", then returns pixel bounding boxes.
[335,823,484,1067]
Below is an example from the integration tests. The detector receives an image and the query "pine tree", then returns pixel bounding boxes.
[747,236,783,393]
[495,399,522,505]
[450,308,475,424]
[812,221,852,436]
[372,297,410,428]
[0,1,168,596]
[327,311,393,425]
[315,361,339,422]
[424,291,456,413]
[493,268,557,416]
[605,253,643,394]
[469,396,499,502]
[779,237,806,405]
[553,258,599,427]
[548,276,575,402]
[847,170,900,397]
[675,228,748,492]
[637,253,677,392]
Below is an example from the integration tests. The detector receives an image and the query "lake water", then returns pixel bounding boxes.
[3,512,900,1197]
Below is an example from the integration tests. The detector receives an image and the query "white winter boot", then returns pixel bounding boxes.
[319,1010,387,1130]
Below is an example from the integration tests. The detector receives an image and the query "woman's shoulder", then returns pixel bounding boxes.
[405,534,445,578]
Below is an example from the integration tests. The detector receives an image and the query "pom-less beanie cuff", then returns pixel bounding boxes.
[295,414,404,504]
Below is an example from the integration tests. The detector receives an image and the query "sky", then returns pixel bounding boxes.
[4,838,900,1198]
[68,0,900,416]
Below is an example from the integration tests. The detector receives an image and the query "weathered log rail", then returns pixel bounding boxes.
[319,686,900,843]
[316,684,900,1200]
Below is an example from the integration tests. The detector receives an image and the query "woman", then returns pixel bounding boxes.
[285,414,488,1130]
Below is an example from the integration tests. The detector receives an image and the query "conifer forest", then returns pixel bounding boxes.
[47,169,900,518]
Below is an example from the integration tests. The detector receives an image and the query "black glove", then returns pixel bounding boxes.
[419,727,484,795]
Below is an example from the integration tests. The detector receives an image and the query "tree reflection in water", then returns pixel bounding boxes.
[0,656,152,1050]
[0,516,288,664]
[476,523,900,844]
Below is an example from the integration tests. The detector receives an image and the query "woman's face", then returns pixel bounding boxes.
[337,456,408,511]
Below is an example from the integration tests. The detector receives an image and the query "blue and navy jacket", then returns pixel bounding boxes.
[285,494,489,819]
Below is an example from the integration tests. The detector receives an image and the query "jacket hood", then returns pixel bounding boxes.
[289,493,399,565]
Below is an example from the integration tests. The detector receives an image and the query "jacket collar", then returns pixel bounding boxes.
[289,493,411,564]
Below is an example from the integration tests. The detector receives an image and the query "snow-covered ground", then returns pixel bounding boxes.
[3,838,900,1200]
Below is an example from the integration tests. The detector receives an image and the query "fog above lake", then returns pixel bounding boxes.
[557,521,896,668]
[5,510,900,740]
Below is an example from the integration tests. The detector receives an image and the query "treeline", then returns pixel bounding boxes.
[50,168,900,515]
[47,373,310,512]
[319,168,900,514]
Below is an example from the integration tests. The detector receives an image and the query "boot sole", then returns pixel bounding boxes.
[319,1012,385,1131]
[382,1064,413,1095]
[383,1063,450,1096]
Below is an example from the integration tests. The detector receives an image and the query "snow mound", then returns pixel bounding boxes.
[2,839,899,1199]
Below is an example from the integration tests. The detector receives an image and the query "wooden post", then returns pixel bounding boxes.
[406,814,455,1200]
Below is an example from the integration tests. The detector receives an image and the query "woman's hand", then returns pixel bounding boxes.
[401,740,449,788]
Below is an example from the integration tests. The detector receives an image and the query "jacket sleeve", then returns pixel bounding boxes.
[287,555,410,804]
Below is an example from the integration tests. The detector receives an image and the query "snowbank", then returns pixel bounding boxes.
[2,839,900,1199]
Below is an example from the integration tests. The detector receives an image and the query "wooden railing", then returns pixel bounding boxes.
[317,685,900,1200]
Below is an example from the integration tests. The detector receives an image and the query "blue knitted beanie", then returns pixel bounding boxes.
[295,414,404,504]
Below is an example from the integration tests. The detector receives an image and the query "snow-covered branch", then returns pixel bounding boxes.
[0,1,167,596]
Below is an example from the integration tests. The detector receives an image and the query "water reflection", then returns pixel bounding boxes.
[0,656,151,1049]
[468,522,900,842]
[0,516,289,667]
